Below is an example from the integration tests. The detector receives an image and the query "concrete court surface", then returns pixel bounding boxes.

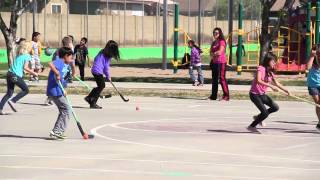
[0,94,319,180]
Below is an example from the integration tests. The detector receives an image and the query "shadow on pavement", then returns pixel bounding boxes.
[274,120,317,125]
[18,102,48,107]
[165,96,209,101]
[207,129,254,134]
[285,130,320,134]
[0,134,53,140]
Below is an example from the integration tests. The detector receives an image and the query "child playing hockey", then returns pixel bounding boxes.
[47,47,74,139]
[307,46,320,131]
[0,41,38,115]
[247,53,290,132]
[85,40,120,109]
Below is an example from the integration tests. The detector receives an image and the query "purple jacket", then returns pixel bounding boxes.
[91,53,111,78]
[190,47,201,65]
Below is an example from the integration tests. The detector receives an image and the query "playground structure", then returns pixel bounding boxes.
[172,0,320,74]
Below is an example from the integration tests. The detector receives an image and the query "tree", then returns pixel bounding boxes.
[0,0,32,67]
[259,0,296,63]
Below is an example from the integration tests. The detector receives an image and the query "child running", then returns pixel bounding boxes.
[188,40,204,86]
[0,41,38,115]
[45,36,75,106]
[247,53,290,132]
[47,47,74,140]
[307,46,320,131]
[85,40,120,109]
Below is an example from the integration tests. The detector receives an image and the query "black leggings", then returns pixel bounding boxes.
[249,93,279,127]
[87,74,105,104]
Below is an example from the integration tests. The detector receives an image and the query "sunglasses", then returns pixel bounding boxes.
[213,32,219,35]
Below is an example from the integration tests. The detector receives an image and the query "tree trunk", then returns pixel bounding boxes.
[5,34,15,67]
[259,3,272,64]
[0,1,31,67]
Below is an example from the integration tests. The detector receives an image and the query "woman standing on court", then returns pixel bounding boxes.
[209,27,230,101]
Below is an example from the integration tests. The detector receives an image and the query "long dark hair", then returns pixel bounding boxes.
[213,27,226,42]
[188,40,202,54]
[101,40,120,61]
[211,27,226,51]
[262,52,277,77]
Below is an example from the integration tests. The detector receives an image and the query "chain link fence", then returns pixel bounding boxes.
[0,0,261,48]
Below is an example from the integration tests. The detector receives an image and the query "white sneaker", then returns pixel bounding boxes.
[0,110,8,115]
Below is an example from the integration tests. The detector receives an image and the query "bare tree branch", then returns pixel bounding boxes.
[16,1,32,17]
[0,13,9,37]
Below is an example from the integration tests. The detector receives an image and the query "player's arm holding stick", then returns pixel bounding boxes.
[272,78,290,96]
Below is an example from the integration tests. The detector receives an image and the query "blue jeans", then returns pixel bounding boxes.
[189,65,204,84]
[0,72,29,110]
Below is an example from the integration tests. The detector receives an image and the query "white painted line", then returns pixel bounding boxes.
[107,118,320,139]
[91,124,320,164]
[0,154,319,171]
[0,165,290,180]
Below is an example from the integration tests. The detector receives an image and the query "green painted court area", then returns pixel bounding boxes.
[0,44,259,63]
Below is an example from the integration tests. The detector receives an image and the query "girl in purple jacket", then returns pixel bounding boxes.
[85,40,120,109]
[188,40,204,86]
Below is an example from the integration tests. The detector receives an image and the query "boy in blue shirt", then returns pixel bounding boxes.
[47,47,74,139]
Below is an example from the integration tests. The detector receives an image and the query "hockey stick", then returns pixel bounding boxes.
[74,76,112,99]
[110,81,129,102]
[57,81,94,139]
[278,90,320,108]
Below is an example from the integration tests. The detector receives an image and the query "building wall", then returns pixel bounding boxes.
[41,0,68,14]
[0,12,259,48]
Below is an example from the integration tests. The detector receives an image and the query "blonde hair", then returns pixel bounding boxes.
[16,41,32,56]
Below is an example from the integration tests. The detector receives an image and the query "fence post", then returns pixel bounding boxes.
[237,0,243,75]
[306,1,311,60]
[173,4,179,74]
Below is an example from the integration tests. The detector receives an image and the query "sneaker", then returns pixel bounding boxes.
[0,110,8,115]
[316,124,320,131]
[208,96,217,101]
[8,100,17,112]
[247,126,261,133]
[90,104,103,109]
[192,81,197,86]
[49,131,67,140]
[29,77,36,82]
[197,83,204,86]
[84,96,92,105]
[44,98,53,106]
[220,97,230,101]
